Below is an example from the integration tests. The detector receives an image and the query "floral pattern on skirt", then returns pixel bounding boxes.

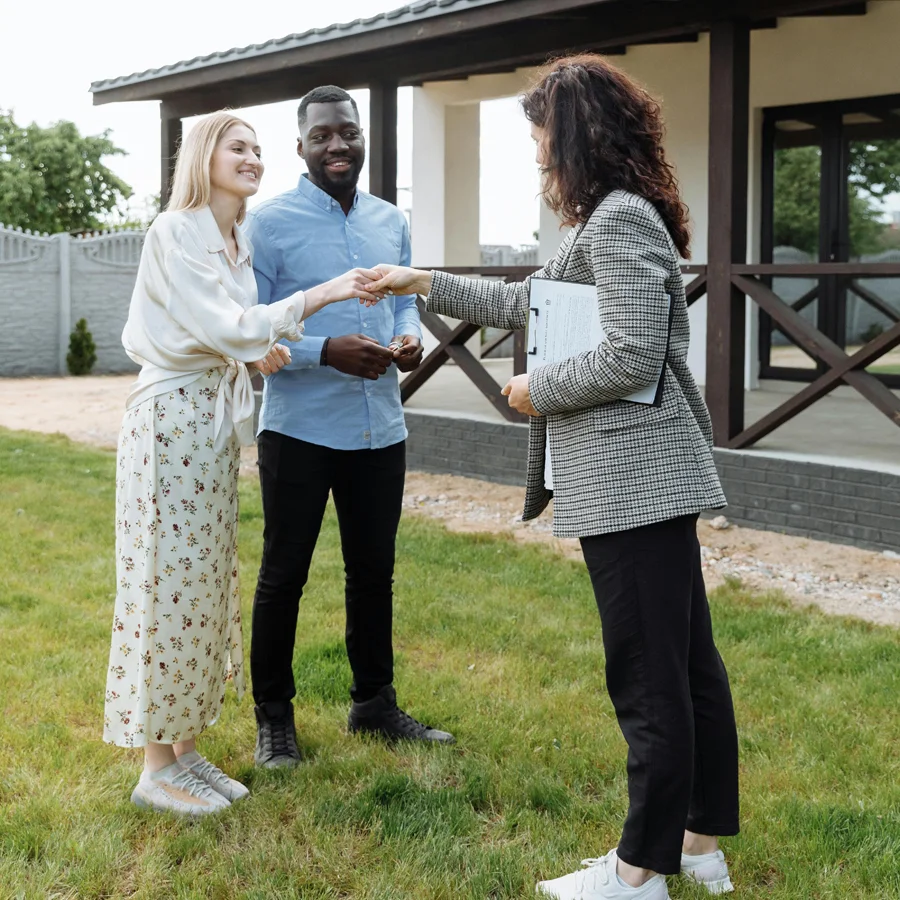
[103,368,245,748]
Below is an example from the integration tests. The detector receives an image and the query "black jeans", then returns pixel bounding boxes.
[251,431,406,705]
[580,514,739,875]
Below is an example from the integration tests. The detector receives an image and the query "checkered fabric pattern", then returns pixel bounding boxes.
[427,190,726,538]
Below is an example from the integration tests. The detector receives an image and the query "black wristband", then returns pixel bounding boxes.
[320,336,331,367]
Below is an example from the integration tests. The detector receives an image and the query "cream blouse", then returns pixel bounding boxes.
[122,206,305,453]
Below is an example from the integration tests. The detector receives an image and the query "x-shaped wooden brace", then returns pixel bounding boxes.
[731,274,900,448]
[399,296,527,423]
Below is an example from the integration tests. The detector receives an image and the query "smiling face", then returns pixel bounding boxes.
[209,124,263,201]
[298,101,365,197]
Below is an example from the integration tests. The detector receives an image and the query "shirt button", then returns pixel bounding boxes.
[353,254,359,260]
[363,430,371,441]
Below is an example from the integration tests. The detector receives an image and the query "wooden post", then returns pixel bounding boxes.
[705,19,750,444]
[368,80,398,205]
[160,106,182,210]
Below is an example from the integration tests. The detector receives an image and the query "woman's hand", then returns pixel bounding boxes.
[501,374,542,417]
[304,268,385,318]
[363,264,432,300]
[252,343,291,376]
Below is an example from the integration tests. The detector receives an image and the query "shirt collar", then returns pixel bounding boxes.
[190,205,251,266]
[297,173,360,213]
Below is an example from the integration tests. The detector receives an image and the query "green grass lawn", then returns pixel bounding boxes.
[1,429,899,900]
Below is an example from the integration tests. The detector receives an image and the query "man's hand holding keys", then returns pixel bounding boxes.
[325,334,394,380]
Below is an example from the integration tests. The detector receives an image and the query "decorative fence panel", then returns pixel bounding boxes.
[70,232,145,375]
[0,228,60,376]
[0,224,144,377]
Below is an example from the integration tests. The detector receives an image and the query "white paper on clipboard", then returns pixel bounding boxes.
[526,277,671,490]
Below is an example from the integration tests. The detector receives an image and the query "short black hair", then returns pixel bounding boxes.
[297,86,359,128]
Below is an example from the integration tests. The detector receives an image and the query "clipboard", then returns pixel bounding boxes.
[526,277,672,407]
[526,276,674,488]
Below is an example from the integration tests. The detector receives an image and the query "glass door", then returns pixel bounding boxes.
[761,95,900,388]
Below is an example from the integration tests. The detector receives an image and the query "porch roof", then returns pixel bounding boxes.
[89,0,868,117]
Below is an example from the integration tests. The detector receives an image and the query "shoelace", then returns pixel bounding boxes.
[577,852,614,889]
[385,705,429,737]
[187,755,228,788]
[266,718,299,758]
[168,767,219,801]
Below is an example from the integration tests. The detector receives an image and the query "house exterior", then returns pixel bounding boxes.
[89,0,900,550]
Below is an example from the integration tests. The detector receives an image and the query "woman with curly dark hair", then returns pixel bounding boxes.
[367,55,739,900]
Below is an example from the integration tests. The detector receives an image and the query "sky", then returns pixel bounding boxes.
[1,0,541,245]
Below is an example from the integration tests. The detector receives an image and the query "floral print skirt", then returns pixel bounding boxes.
[103,368,245,748]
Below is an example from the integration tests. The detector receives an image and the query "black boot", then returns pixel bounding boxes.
[348,685,455,744]
[254,701,302,768]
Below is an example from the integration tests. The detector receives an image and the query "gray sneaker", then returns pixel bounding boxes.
[130,761,231,816]
[178,750,249,802]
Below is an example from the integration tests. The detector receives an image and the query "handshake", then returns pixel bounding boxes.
[253,264,425,380]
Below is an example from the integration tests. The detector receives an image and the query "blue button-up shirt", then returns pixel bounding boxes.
[246,175,421,450]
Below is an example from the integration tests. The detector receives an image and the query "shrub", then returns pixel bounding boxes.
[66,318,97,376]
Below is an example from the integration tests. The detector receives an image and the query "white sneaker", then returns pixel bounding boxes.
[680,850,734,894]
[537,849,670,900]
[177,750,250,802]
[131,761,231,816]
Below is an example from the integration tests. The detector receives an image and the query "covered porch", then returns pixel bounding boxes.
[90,0,900,471]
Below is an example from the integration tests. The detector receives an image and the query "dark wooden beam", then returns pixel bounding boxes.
[705,18,750,445]
[368,80,398,205]
[789,283,819,313]
[480,329,514,357]
[733,274,900,427]
[847,280,900,323]
[401,298,527,422]
[729,318,900,447]
[791,2,867,14]
[734,263,900,275]
[160,108,182,209]
[685,273,708,307]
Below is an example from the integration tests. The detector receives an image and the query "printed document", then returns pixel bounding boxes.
[526,278,670,490]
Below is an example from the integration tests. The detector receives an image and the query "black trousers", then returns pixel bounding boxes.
[250,431,406,705]
[580,514,740,875]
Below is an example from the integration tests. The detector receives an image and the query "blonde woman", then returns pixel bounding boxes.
[103,111,382,815]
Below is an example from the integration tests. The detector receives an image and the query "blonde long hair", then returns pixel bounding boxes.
[166,111,256,224]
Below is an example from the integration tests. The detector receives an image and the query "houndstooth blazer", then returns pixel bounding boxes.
[427,189,726,539]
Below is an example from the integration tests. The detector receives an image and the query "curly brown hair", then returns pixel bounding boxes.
[521,54,691,258]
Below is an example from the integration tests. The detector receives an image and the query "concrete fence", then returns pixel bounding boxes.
[0,224,144,377]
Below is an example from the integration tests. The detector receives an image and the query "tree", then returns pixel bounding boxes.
[0,110,133,234]
[773,140,900,257]
[66,319,97,376]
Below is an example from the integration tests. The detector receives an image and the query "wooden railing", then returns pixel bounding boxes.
[400,267,533,424]
[403,263,900,446]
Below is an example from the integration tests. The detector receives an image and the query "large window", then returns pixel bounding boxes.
[761,94,900,387]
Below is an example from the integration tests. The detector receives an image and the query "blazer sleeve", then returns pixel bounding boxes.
[528,201,672,415]
[425,230,575,329]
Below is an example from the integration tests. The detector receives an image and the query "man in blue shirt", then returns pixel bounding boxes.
[246,86,454,767]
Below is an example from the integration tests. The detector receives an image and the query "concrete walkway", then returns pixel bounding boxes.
[403,359,900,475]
